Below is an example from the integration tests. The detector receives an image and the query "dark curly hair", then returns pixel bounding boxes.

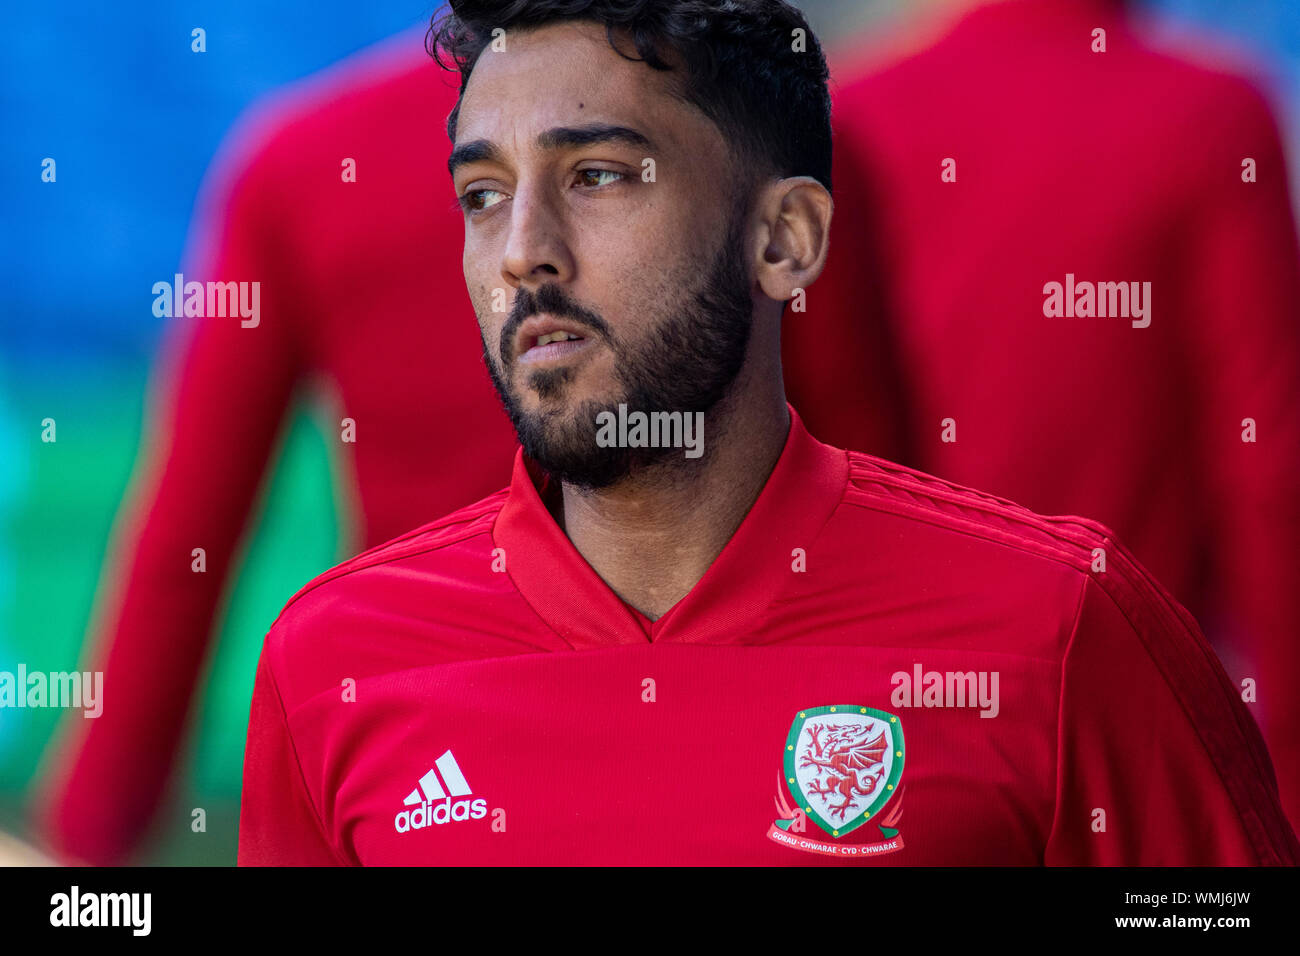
[426,0,832,194]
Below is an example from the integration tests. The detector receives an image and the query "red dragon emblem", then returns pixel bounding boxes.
[797,721,888,820]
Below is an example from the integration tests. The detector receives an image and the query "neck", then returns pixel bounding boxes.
[555,345,789,622]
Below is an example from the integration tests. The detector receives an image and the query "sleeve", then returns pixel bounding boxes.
[238,649,345,866]
[1178,81,1300,832]
[1045,570,1299,865]
[30,115,305,865]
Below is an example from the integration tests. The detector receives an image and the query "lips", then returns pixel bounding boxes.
[534,330,582,347]
[514,314,595,365]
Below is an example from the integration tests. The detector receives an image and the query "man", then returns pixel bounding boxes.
[35,16,899,866]
[238,0,1297,865]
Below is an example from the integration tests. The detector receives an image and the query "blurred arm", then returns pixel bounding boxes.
[30,121,305,865]
[1180,82,1300,832]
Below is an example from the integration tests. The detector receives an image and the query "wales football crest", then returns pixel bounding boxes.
[768,705,906,858]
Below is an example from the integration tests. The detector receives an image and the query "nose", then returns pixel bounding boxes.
[500,183,576,292]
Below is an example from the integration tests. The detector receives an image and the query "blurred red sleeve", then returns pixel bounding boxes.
[30,117,306,865]
[1179,80,1300,832]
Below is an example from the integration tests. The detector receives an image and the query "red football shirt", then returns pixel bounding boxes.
[238,407,1297,865]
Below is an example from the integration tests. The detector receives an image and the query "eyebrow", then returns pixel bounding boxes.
[447,123,655,178]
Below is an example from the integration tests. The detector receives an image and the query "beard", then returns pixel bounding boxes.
[480,196,755,491]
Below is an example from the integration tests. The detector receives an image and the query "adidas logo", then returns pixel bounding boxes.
[394,749,488,833]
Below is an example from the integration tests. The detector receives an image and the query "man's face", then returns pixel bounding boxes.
[449,20,757,489]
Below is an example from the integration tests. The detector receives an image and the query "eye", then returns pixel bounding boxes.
[459,188,507,213]
[575,168,624,188]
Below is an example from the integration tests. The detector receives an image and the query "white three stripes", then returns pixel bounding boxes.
[403,749,472,805]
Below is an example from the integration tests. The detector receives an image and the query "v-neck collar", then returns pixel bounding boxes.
[493,404,848,649]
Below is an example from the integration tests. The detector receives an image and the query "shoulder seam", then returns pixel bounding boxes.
[1047,570,1091,862]
[838,492,1094,575]
[847,455,1109,552]
[274,494,506,621]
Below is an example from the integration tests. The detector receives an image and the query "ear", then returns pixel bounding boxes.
[752,176,833,306]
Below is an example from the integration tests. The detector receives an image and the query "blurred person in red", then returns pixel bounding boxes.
[29,30,525,866]
[31,20,899,865]
[801,0,1300,828]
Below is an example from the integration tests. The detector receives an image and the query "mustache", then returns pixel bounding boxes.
[499,284,613,366]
